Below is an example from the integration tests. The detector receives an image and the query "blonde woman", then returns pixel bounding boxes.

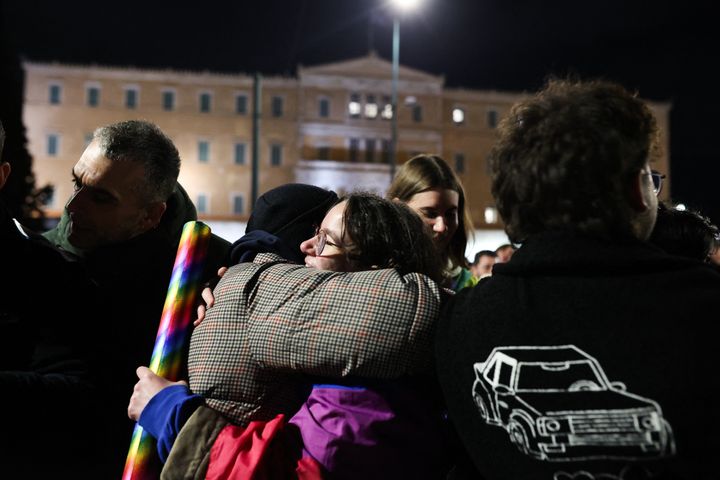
[388,154,476,291]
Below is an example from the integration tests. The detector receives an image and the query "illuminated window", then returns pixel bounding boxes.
[365,95,378,119]
[452,108,465,124]
[484,207,499,224]
[348,93,361,118]
[381,95,393,120]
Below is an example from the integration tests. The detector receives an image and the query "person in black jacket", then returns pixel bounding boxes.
[42,120,230,476]
[436,79,720,479]
[1,119,105,478]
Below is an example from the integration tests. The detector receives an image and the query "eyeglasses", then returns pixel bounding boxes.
[313,227,341,256]
[650,170,666,196]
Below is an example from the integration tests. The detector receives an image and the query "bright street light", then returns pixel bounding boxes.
[390,0,422,12]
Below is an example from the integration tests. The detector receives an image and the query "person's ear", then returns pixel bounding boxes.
[629,170,651,212]
[391,197,401,203]
[0,162,11,190]
[141,201,167,230]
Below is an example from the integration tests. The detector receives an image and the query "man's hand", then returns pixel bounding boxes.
[128,366,186,421]
[194,266,227,326]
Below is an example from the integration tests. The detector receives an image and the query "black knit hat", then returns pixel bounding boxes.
[245,183,338,262]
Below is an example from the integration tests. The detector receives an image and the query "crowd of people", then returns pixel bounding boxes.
[2,78,719,479]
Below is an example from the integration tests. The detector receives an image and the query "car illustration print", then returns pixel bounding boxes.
[471,345,674,461]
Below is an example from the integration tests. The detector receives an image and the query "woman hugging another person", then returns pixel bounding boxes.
[128,189,452,479]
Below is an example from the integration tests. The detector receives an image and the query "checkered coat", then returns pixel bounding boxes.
[188,253,444,426]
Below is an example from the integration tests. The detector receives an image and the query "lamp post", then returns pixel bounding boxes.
[390,17,400,180]
[388,0,421,182]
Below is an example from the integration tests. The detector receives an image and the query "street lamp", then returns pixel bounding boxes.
[388,0,422,181]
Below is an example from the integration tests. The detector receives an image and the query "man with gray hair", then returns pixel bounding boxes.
[43,120,229,475]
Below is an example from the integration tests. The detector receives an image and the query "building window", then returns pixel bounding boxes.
[487,109,498,128]
[381,95,392,120]
[271,96,283,117]
[365,139,376,163]
[162,90,175,111]
[83,132,94,148]
[364,94,378,119]
[454,153,466,174]
[125,88,138,109]
[484,206,499,224]
[197,194,208,214]
[452,107,465,124]
[412,104,423,123]
[236,94,248,115]
[199,92,212,113]
[232,194,245,215]
[349,138,359,162]
[381,139,392,164]
[49,84,62,105]
[86,86,100,107]
[317,146,330,160]
[348,93,361,118]
[318,97,330,118]
[198,141,210,163]
[234,143,246,165]
[47,134,59,156]
[270,143,283,166]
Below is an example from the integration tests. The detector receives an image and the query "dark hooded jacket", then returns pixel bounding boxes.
[1,196,102,477]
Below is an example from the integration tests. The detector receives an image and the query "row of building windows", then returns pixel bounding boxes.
[47,83,284,116]
[46,83,498,127]
[44,133,284,167]
[195,193,246,215]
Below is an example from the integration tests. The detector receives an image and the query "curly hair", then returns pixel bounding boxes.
[94,120,180,204]
[490,79,660,243]
[387,154,473,269]
[339,192,444,283]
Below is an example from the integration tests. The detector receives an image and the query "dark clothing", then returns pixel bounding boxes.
[436,231,720,479]
[1,198,102,478]
[42,182,230,476]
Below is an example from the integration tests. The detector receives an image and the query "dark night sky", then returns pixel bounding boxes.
[2,0,717,222]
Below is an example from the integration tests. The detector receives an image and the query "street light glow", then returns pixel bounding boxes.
[390,0,422,12]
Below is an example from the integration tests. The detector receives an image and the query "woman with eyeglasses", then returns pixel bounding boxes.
[128,191,450,479]
[293,192,449,478]
[387,154,477,291]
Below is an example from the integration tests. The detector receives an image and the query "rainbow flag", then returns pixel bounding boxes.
[122,221,212,479]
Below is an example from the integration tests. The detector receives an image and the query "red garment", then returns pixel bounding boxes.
[206,414,324,480]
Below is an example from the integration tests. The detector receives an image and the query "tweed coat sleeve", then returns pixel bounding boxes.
[243,254,443,378]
